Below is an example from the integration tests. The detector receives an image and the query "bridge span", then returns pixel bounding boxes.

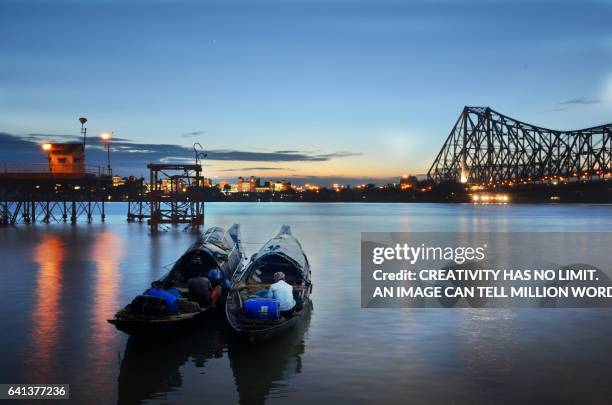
[427,106,611,186]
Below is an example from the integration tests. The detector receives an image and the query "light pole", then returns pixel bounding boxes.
[79,117,88,146]
[193,142,207,186]
[100,132,112,176]
[192,142,207,228]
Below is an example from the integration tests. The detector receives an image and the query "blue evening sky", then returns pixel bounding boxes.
[1,0,611,183]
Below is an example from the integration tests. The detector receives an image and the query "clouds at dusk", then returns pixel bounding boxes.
[0,0,610,179]
[0,132,371,184]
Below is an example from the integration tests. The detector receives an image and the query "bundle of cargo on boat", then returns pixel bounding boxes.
[226,225,312,343]
[108,224,246,337]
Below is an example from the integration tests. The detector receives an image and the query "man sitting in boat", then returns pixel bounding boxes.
[268,272,296,318]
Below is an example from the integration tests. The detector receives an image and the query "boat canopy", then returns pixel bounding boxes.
[200,225,240,252]
[243,225,310,284]
[158,224,243,287]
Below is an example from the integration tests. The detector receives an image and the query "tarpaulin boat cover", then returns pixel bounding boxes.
[158,224,244,286]
[199,224,241,252]
[247,225,310,283]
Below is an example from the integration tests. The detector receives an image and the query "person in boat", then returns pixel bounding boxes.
[207,268,229,304]
[268,271,296,318]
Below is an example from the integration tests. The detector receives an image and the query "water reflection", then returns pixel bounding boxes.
[116,304,312,405]
[4,204,610,404]
[91,230,123,369]
[228,303,312,405]
[117,320,226,404]
[31,234,65,382]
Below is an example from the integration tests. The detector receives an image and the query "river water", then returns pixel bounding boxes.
[0,203,611,404]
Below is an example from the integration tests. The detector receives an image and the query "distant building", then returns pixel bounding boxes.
[400,174,418,190]
[303,183,320,191]
[112,175,124,187]
[236,176,259,192]
[249,176,257,192]
[47,143,84,173]
[269,180,291,192]
[161,179,170,192]
[154,178,188,193]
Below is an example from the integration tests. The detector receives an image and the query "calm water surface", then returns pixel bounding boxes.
[0,203,611,404]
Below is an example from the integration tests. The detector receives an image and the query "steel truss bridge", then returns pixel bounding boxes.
[427,106,612,185]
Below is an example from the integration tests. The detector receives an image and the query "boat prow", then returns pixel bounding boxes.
[107,307,215,337]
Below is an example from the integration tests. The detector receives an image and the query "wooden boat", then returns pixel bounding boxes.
[108,224,245,337]
[226,225,312,343]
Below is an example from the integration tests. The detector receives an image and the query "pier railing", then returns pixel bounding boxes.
[0,162,112,177]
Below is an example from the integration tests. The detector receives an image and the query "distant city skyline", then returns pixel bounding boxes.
[1,0,611,186]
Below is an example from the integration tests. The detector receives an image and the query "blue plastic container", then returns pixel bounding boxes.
[145,288,179,315]
[207,268,223,281]
[165,287,182,298]
[243,298,280,320]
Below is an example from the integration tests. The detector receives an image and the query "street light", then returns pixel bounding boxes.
[193,142,207,186]
[100,132,112,176]
[79,117,87,148]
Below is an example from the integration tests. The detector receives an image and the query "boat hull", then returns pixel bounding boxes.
[227,299,312,344]
[108,307,224,338]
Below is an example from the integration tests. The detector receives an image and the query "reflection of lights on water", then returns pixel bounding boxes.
[30,232,123,392]
[91,231,123,365]
[32,235,65,381]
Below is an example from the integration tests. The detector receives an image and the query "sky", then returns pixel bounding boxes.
[1,0,611,185]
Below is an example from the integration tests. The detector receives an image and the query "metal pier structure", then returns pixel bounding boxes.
[428,106,611,186]
[127,163,205,231]
[0,163,112,225]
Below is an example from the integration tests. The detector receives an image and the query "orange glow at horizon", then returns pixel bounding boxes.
[207,157,422,183]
